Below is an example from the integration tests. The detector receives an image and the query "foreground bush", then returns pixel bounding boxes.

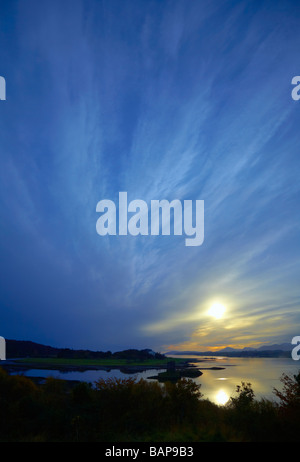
[0,367,299,442]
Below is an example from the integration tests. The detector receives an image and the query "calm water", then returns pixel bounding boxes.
[184,356,300,405]
[11,356,300,406]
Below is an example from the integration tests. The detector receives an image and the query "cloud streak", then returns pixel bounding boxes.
[0,0,299,351]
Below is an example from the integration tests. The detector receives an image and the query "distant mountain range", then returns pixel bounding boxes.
[167,343,294,358]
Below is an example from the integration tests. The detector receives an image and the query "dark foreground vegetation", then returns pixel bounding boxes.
[0,366,299,442]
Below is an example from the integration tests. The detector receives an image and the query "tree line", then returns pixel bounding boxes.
[6,339,164,360]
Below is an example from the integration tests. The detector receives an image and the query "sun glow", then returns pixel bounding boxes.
[215,389,230,405]
[207,303,226,319]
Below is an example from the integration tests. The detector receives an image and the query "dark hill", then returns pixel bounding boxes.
[5,339,164,361]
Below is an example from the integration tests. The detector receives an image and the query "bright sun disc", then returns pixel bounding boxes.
[208,303,226,319]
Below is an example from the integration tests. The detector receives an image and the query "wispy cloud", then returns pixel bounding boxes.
[0,0,299,350]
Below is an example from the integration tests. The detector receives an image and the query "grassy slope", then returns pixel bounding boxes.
[15,357,188,367]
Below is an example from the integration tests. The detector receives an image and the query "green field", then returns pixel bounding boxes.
[15,356,189,368]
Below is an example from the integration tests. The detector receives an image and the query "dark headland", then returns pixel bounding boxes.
[1,339,223,382]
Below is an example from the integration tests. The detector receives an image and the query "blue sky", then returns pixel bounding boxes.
[0,0,299,352]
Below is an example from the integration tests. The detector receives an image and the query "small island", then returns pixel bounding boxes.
[148,368,203,383]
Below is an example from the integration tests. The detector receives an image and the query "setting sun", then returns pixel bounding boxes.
[208,303,226,319]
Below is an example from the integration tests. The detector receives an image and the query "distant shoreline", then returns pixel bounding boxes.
[0,356,193,373]
[167,350,292,358]
[0,355,229,379]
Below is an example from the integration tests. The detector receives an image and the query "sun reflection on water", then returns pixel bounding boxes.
[215,389,230,405]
